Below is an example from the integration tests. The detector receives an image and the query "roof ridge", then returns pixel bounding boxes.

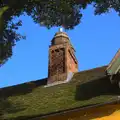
[75,65,107,75]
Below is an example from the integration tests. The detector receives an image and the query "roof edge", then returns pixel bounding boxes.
[0,77,47,89]
[107,48,120,71]
[12,98,120,120]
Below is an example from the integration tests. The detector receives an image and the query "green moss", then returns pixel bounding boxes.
[0,66,119,120]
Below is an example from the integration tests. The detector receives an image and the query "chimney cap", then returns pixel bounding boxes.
[59,27,63,32]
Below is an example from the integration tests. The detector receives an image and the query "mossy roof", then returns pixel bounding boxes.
[0,65,120,120]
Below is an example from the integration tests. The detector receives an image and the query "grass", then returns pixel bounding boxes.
[0,66,119,120]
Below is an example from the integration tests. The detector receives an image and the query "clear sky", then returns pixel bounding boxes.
[0,5,120,88]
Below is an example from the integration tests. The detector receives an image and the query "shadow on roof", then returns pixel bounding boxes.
[75,76,120,101]
[0,78,47,98]
[0,98,28,119]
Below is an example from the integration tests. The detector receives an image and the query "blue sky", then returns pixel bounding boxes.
[0,5,120,88]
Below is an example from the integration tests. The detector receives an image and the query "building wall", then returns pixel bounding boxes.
[40,104,120,120]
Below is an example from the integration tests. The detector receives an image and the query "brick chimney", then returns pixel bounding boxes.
[47,28,78,84]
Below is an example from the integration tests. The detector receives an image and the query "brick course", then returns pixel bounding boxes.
[48,31,78,84]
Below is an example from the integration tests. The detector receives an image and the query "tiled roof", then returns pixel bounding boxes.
[107,48,120,75]
[0,65,120,120]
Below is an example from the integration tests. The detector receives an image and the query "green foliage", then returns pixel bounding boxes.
[93,0,120,15]
[0,0,84,66]
[0,0,120,66]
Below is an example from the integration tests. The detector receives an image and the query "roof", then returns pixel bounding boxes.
[107,48,120,75]
[51,31,70,45]
[8,99,120,120]
[0,65,120,120]
[50,31,76,52]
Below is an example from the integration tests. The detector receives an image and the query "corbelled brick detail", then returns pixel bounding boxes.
[48,31,78,84]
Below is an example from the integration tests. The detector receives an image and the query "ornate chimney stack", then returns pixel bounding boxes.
[48,28,78,84]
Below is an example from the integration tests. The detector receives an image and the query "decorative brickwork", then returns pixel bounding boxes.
[48,30,78,84]
[49,48,65,76]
